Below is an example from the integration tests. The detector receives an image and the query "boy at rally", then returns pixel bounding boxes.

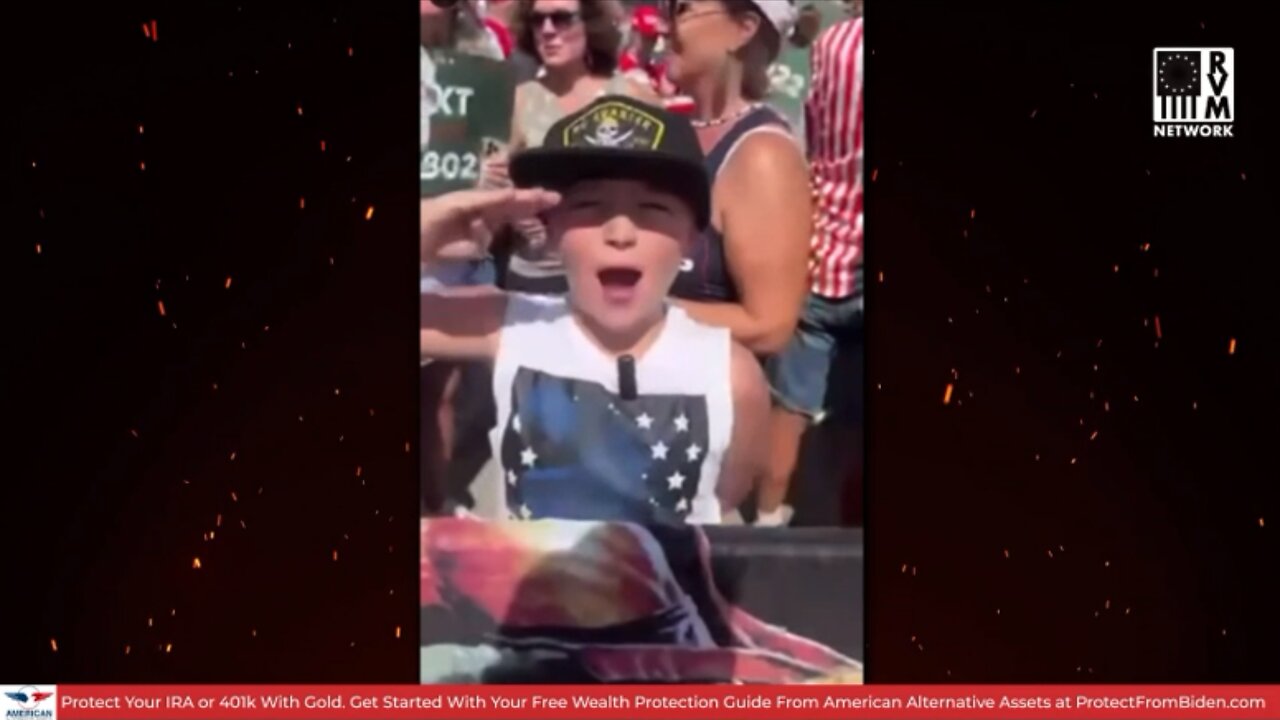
[420,96,769,525]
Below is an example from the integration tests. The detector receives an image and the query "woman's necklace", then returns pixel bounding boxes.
[690,102,763,129]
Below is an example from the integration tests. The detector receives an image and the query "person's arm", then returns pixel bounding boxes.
[420,192,507,361]
[420,188,560,362]
[421,187,559,263]
[421,293,507,362]
[675,133,812,355]
[716,341,771,512]
[508,82,531,151]
[476,83,529,191]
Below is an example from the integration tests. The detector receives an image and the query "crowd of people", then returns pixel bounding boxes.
[420,0,863,528]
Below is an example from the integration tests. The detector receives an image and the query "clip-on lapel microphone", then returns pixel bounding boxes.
[618,355,637,400]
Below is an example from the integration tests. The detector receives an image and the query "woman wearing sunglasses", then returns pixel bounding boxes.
[512,0,657,148]
[480,0,659,296]
[660,0,821,526]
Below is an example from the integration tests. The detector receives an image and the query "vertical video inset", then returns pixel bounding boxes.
[420,0,864,683]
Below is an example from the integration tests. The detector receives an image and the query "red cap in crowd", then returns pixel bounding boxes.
[632,5,662,38]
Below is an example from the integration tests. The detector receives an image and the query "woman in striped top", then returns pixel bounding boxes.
[758,0,863,525]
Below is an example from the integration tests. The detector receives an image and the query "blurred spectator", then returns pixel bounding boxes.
[420,0,506,152]
[420,0,507,292]
[421,0,505,58]
[510,0,656,149]
[420,0,509,516]
[479,2,515,57]
[620,5,666,91]
[767,0,863,527]
[660,0,815,525]
[483,0,543,81]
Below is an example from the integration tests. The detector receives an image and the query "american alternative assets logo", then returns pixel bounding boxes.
[1153,47,1234,137]
[2,686,55,719]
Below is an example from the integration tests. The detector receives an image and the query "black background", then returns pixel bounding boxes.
[5,2,420,681]
[868,3,1278,680]
[5,0,1279,683]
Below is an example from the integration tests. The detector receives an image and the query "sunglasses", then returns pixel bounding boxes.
[529,9,581,30]
[665,1,726,24]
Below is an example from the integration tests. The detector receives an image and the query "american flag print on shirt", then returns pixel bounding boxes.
[500,367,711,525]
[806,17,863,299]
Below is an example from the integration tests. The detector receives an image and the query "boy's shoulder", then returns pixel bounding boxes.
[669,305,729,336]
[494,293,572,367]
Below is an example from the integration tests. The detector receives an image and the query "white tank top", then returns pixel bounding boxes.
[490,294,734,525]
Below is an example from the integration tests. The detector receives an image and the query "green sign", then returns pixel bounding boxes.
[421,49,516,198]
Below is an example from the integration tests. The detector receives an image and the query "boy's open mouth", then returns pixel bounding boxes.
[598,268,643,288]
[597,267,643,304]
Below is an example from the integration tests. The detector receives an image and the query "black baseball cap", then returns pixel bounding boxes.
[510,95,711,230]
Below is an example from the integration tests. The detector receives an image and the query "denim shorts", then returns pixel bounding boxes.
[765,286,864,422]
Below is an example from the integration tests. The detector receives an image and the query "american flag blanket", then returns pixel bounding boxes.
[420,518,864,684]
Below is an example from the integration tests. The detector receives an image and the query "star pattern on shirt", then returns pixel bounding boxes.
[500,368,712,523]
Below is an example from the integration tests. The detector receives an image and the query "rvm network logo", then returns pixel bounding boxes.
[1153,47,1234,137]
